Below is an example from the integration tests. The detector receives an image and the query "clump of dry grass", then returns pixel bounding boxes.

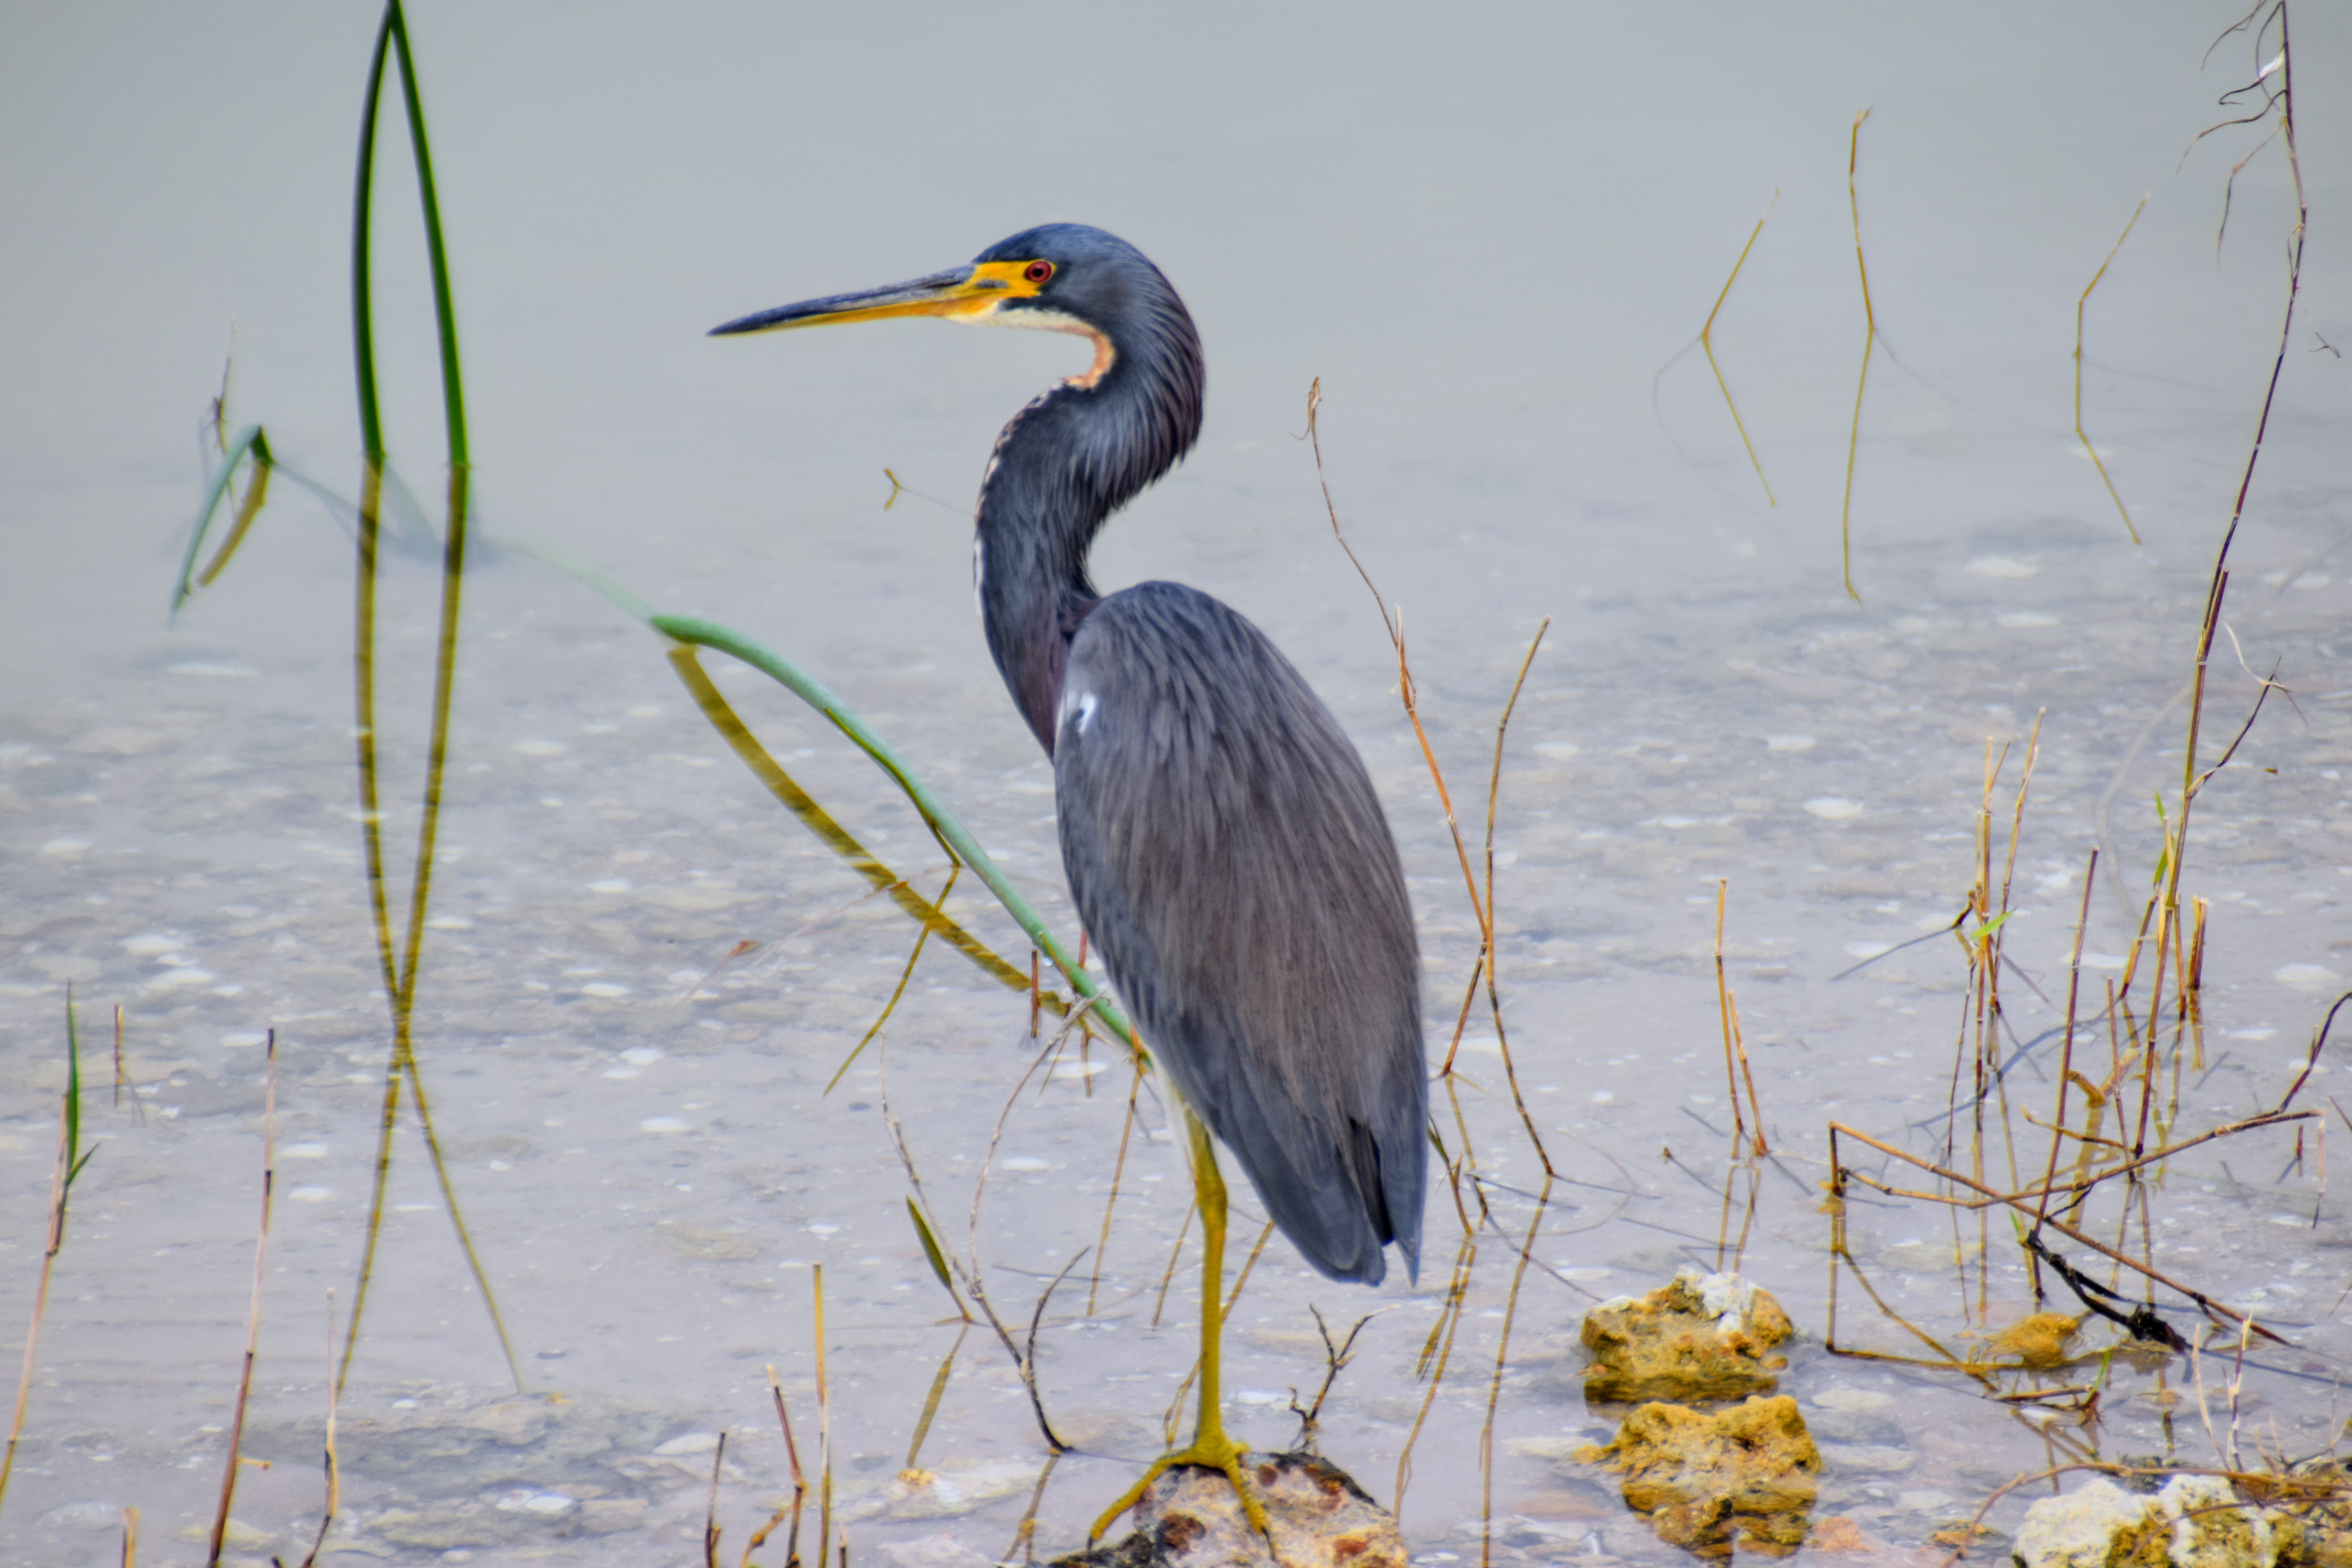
[1820,5,2349,1553]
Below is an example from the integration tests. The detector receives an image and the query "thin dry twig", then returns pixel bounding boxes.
[1832,1121,2290,1343]
[753,1365,806,1568]
[814,1268,833,1568]
[1713,881,1756,1155]
[1084,1063,1146,1316]
[1003,1450,1062,1566]
[1148,1198,1196,1331]
[291,1290,346,1568]
[111,1004,144,1121]
[0,1056,74,1510]
[1700,195,1780,506]
[1394,1236,1474,1523]
[1472,622,1561,1175]
[1305,380,1488,944]
[704,1430,728,1568]
[1287,1307,1379,1456]
[209,1031,277,1567]
[1478,1176,1551,1568]
[883,1001,1099,1454]
[2074,198,2149,543]
[1840,106,1878,603]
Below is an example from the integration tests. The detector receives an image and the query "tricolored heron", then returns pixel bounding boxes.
[713,223,1425,1539]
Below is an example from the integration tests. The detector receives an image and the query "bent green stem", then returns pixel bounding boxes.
[654,613,1134,1055]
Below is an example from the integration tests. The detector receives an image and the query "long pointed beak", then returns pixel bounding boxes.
[709,260,1041,337]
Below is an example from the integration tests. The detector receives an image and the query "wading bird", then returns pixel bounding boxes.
[713,223,1425,1540]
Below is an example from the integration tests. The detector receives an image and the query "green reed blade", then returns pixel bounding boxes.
[336,0,512,1395]
[903,1323,968,1474]
[62,993,89,1199]
[499,535,656,624]
[62,992,79,1171]
[170,425,273,619]
[337,1053,403,1395]
[652,614,1134,1053]
[385,1,466,467]
[350,15,391,462]
[401,1055,523,1390]
[664,646,1052,1004]
[196,444,276,591]
[906,1199,962,1310]
[499,539,1112,1036]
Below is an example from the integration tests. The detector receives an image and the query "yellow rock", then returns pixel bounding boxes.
[1984,1312,2080,1369]
[1579,1268,1792,1403]
[1576,1396,1820,1556]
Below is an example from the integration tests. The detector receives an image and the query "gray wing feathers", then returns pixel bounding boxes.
[1053,582,1426,1285]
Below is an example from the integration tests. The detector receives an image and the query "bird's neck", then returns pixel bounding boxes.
[974,314,1203,752]
[974,445,1099,753]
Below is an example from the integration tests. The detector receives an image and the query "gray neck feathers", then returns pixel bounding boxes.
[974,295,1204,752]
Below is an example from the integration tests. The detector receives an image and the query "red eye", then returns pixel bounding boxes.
[1024,260,1054,284]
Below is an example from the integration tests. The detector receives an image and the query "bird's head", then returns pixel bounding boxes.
[711,222,1189,393]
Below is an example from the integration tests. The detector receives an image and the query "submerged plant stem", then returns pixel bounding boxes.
[1840,107,1877,604]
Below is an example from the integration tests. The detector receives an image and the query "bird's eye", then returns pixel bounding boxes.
[1024,260,1055,284]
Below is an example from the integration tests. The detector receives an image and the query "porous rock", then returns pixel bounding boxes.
[1982,1312,2082,1371]
[2012,1480,2160,1568]
[2157,1475,2276,1568]
[1049,1452,1404,1568]
[1579,1267,1792,1403]
[1574,1394,1819,1557]
[2011,1475,2281,1568]
[2273,1455,2352,1568]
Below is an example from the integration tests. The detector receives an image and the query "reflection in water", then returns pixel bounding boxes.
[338,3,514,1404]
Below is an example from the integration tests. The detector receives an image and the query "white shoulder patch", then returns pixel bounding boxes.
[1058,686,1100,737]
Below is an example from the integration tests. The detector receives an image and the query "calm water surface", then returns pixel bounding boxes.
[3,3,2349,1563]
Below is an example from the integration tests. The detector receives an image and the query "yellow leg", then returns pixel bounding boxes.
[1089,1108,1273,1545]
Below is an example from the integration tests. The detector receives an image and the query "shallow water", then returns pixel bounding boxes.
[3,3,2349,1563]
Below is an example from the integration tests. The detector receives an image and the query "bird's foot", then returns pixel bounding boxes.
[1088,1430,1272,1547]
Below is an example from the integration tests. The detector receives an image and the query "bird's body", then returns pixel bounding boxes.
[941,226,1424,1284]
[715,222,1425,1530]
[1057,582,1424,1282]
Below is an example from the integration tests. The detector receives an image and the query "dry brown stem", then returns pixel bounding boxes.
[290,1291,345,1568]
[704,1430,728,1568]
[1393,1235,1475,1526]
[1840,106,1877,603]
[756,1364,805,1568]
[1831,1121,2289,1343]
[0,1080,73,1510]
[2074,198,2149,543]
[1478,1177,1550,1568]
[208,1031,276,1567]
[814,1268,833,1568]
[1287,1306,1377,1455]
